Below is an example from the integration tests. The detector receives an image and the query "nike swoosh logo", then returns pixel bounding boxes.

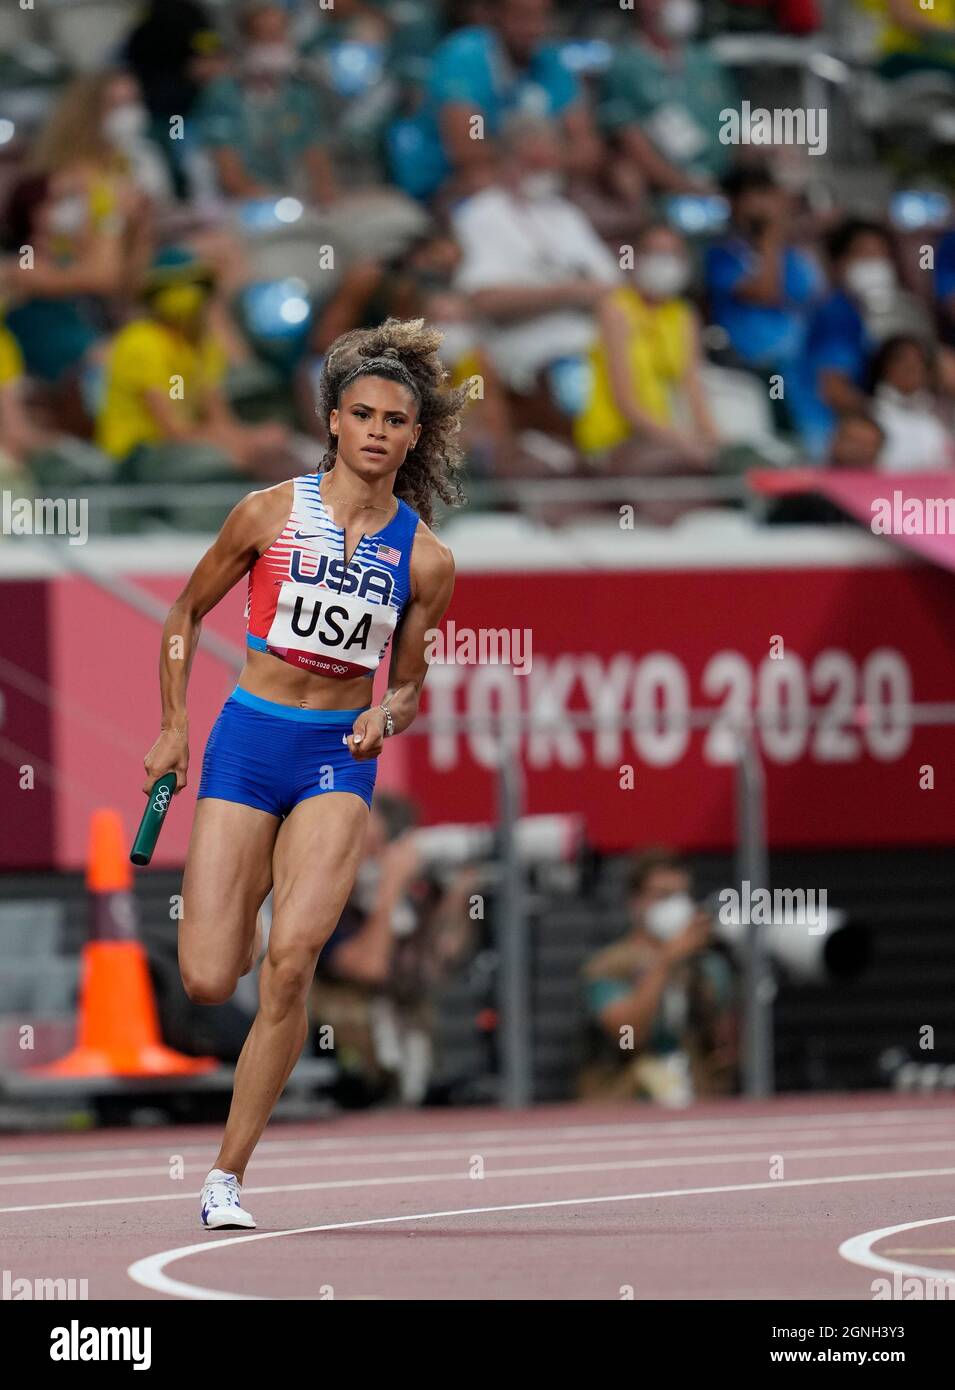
[293,530,323,540]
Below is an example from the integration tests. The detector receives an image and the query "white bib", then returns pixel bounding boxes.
[265,580,397,679]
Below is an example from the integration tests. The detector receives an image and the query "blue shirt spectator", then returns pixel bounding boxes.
[705,167,825,449]
[797,290,873,457]
[387,20,581,200]
[799,219,904,455]
[937,228,955,301]
[706,237,821,365]
[599,0,738,192]
[935,228,955,347]
[197,74,327,190]
[195,3,338,204]
[806,289,871,390]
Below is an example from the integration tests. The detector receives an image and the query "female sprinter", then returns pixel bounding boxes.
[142,318,466,1229]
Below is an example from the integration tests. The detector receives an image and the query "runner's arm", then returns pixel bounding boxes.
[349,527,455,758]
[158,485,290,732]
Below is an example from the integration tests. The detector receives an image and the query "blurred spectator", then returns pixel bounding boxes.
[301,0,399,178]
[0,294,107,492]
[9,75,255,391]
[934,225,955,348]
[452,114,620,418]
[0,313,49,482]
[706,167,824,445]
[867,0,955,80]
[123,0,225,193]
[0,172,126,429]
[94,248,291,480]
[310,231,464,353]
[802,218,919,455]
[309,797,478,1106]
[828,410,886,469]
[1,74,175,420]
[387,0,601,202]
[302,231,513,465]
[868,334,955,470]
[422,285,516,476]
[574,221,720,470]
[598,0,738,195]
[765,409,886,523]
[30,70,166,245]
[196,3,339,204]
[578,848,737,1105]
[299,232,446,432]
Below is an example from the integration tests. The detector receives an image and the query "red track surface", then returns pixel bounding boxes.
[1,1093,953,1300]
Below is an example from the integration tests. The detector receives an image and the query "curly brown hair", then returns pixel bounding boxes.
[317,317,469,527]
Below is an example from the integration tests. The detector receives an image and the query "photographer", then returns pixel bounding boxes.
[578,848,738,1105]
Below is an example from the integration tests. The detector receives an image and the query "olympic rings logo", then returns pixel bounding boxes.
[331,663,347,675]
[152,784,172,814]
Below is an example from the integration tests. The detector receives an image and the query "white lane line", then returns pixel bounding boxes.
[839,1216,955,1284]
[5,1142,953,1216]
[1,1104,950,1168]
[128,1165,955,1300]
[7,1127,955,1188]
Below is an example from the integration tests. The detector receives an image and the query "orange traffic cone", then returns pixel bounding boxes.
[29,808,217,1078]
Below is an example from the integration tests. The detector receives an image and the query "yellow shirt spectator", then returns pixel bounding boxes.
[96,318,227,460]
[862,0,955,63]
[574,287,693,457]
[0,321,25,387]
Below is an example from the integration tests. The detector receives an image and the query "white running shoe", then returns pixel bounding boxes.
[200,1168,256,1230]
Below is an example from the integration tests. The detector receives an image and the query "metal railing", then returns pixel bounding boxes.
[22,475,756,536]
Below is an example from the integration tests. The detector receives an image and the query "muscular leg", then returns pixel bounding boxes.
[179,798,279,1004]
[212,792,371,1181]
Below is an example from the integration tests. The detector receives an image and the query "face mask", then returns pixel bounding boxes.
[244,42,297,78]
[434,321,478,367]
[152,283,208,325]
[845,258,896,308]
[633,252,690,298]
[659,0,701,41]
[519,171,563,201]
[879,380,929,405]
[643,891,696,942]
[103,104,148,146]
[48,194,88,236]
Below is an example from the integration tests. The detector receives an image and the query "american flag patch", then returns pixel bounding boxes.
[375,543,400,566]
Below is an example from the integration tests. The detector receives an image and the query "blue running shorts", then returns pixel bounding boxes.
[197,686,377,816]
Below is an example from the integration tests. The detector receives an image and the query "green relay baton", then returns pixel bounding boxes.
[130,773,178,866]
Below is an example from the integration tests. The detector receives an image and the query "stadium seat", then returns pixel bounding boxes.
[0,32,63,143]
[699,364,779,446]
[0,6,43,53]
[29,438,116,492]
[0,959,79,1014]
[0,901,64,957]
[0,901,78,1016]
[247,237,340,294]
[44,0,134,74]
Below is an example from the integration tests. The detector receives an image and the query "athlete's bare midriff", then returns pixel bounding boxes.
[238,647,376,711]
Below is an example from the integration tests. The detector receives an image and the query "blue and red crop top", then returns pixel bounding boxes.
[245,472,420,680]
